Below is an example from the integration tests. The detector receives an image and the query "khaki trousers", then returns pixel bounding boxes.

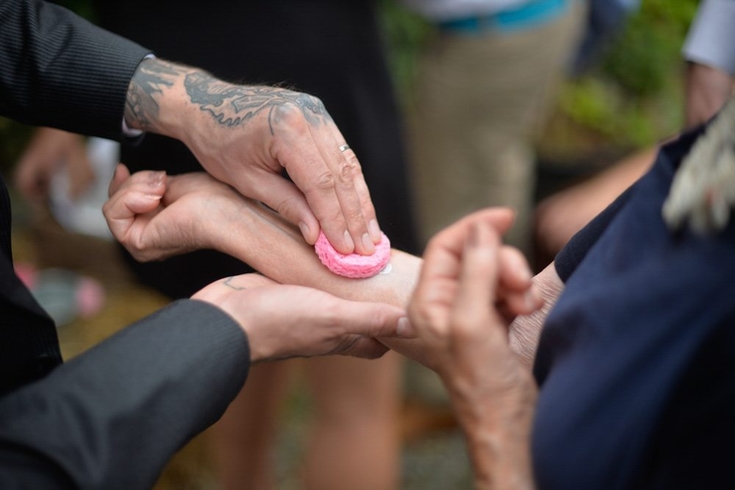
[407,2,586,256]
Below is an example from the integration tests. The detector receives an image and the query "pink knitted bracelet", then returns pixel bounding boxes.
[314,231,391,278]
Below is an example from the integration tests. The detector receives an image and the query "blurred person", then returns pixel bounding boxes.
[402,0,586,258]
[14,1,418,488]
[571,0,640,76]
[534,0,734,261]
[682,0,735,127]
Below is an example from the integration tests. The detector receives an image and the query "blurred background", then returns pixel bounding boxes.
[1,0,701,488]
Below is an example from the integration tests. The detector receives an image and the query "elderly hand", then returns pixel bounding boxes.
[407,209,540,489]
[192,273,412,362]
[123,58,380,256]
[407,208,543,374]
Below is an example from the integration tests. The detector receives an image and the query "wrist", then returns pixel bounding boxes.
[454,389,537,490]
[124,58,200,140]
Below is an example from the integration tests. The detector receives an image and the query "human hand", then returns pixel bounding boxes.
[685,62,733,128]
[124,58,380,256]
[407,209,540,488]
[103,165,254,261]
[406,208,543,374]
[191,273,412,362]
[14,128,94,201]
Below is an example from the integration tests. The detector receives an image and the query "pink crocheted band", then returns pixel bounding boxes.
[314,231,391,278]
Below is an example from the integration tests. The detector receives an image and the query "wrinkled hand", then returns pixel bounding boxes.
[103,165,248,261]
[407,209,543,376]
[685,62,733,128]
[192,273,412,362]
[408,209,541,489]
[14,128,94,200]
[125,59,380,256]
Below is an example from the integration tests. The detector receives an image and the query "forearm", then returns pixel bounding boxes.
[0,0,149,140]
[207,198,433,362]
[453,389,538,490]
[0,300,248,489]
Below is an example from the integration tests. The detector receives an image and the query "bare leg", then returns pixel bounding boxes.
[210,361,292,490]
[302,352,402,490]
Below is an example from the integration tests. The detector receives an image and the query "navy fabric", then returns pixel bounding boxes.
[533,127,735,489]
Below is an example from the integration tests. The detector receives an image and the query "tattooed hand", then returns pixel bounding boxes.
[191,273,413,362]
[124,58,381,256]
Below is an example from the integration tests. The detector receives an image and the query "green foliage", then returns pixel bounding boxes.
[379,0,432,101]
[556,0,698,151]
[601,0,698,99]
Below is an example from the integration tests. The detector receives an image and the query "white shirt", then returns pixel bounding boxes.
[683,0,735,75]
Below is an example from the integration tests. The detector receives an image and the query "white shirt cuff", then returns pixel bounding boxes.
[683,0,735,75]
[121,53,156,137]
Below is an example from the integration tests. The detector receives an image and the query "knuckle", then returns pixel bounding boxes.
[314,170,336,192]
[337,158,358,185]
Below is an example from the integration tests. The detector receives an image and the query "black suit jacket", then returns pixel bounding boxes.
[0,2,250,488]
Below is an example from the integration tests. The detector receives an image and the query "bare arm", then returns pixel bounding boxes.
[104,169,556,367]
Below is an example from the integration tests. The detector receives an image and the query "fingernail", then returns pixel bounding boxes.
[362,233,375,254]
[397,317,413,337]
[343,230,355,252]
[148,171,165,188]
[369,219,381,242]
[299,222,310,241]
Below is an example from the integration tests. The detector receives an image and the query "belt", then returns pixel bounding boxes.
[438,0,569,34]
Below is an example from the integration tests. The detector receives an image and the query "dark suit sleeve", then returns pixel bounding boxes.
[0,299,250,490]
[0,0,151,141]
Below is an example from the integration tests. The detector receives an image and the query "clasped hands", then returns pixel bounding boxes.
[104,167,543,385]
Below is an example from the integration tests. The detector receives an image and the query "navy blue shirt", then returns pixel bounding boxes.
[533,127,735,489]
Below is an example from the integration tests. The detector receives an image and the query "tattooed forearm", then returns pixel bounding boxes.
[184,72,333,132]
[125,59,187,131]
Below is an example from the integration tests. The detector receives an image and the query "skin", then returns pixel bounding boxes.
[191,273,412,363]
[105,168,566,487]
[685,62,733,129]
[408,216,540,489]
[123,58,381,255]
[14,128,94,200]
[104,168,547,367]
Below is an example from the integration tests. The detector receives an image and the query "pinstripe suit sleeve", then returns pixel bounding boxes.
[0,299,250,490]
[0,0,151,141]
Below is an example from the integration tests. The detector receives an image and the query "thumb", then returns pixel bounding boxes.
[335,300,412,339]
[107,163,131,197]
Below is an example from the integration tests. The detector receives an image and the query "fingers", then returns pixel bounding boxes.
[452,221,501,327]
[334,299,413,340]
[313,134,376,255]
[103,167,166,240]
[496,246,543,317]
[421,208,515,284]
[248,168,321,245]
[107,163,130,197]
[277,116,377,254]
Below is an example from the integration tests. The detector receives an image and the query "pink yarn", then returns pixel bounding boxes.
[314,231,391,278]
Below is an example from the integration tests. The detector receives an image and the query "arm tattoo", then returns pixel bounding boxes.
[125,59,333,134]
[125,59,185,131]
[184,72,333,133]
